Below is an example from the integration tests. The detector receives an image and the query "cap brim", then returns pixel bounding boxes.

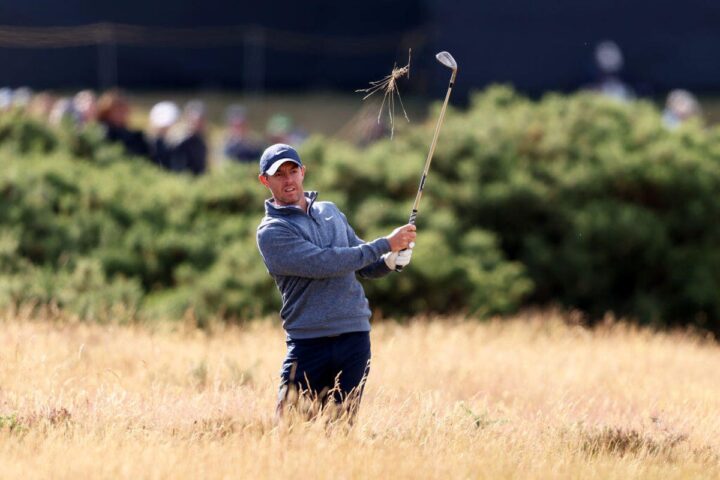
[265,158,301,175]
[150,116,177,129]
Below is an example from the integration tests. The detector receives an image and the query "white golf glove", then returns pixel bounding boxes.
[383,243,414,271]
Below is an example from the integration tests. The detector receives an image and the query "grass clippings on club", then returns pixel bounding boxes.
[356,49,411,139]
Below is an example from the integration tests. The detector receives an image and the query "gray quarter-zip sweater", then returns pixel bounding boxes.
[257,191,392,339]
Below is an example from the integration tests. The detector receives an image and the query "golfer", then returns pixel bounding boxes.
[256,143,416,418]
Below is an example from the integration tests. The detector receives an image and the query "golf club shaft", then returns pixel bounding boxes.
[397,68,456,272]
[408,69,456,225]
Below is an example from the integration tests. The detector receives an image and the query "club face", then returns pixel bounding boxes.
[435,51,457,70]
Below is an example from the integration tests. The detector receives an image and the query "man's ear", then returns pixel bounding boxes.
[258,174,270,187]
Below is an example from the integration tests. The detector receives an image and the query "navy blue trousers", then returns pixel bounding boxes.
[278,331,371,411]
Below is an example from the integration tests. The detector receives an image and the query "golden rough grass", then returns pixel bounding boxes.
[0,311,718,479]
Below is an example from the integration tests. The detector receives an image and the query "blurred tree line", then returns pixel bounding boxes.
[1,86,719,333]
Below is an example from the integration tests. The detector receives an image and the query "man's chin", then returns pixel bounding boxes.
[277,194,302,206]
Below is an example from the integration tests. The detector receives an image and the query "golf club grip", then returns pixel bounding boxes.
[395,210,418,272]
[408,210,418,226]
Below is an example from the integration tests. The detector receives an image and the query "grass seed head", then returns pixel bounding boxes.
[356,49,412,139]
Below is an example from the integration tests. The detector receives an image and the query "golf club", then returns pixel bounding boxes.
[397,51,457,272]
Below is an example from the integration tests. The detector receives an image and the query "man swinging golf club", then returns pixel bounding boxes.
[256,143,416,419]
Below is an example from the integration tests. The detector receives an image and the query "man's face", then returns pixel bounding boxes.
[110,101,130,127]
[259,161,305,206]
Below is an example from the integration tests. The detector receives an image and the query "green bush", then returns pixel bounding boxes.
[1,87,720,332]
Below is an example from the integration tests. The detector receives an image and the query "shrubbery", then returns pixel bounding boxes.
[1,87,719,332]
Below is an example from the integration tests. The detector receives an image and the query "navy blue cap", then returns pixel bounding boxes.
[259,143,302,175]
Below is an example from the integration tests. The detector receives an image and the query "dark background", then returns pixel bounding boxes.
[1,0,719,98]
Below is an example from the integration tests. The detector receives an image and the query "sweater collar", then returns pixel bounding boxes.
[264,191,318,217]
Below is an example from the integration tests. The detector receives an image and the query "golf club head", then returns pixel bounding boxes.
[435,51,457,70]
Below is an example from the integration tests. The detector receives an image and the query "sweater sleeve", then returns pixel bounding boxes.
[257,221,391,279]
[343,212,393,279]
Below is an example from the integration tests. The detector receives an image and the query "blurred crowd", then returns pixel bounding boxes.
[0,45,706,174]
[0,87,309,174]
[586,40,702,129]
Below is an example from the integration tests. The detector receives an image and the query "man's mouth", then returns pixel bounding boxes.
[283,187,296,193]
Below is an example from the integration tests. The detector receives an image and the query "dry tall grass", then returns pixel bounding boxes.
[0,310,718,479]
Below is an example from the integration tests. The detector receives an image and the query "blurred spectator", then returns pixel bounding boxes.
[588,40,634,102]
[662,89,702,129]
[96,90,150,157]
[223,104,263,163]
[12,87,33,110]
[148,101,180,169]
[0,88,12,112]
[170,100,207,175]
[26,92,56,120]
[72,90,98,126]
[265,113,307,146]
[48,97,75,127]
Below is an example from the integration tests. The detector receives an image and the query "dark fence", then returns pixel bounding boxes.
[1,0,720,96]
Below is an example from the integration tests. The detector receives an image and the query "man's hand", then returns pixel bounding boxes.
[383,246,413,271]
[386,224,417,252]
